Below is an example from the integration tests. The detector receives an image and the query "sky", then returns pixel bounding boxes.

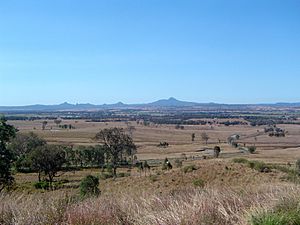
[1,0,300,106]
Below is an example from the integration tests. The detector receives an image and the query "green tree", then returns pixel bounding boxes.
[0,117,17,191]
[94,128,136,177]
[30,145,66,188]
[8,132,46,172]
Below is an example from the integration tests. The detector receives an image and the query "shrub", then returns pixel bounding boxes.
[182,164,197,173]
[193,179,205,188]
[34,180,68,190]
[248,146,256,154]
[232,158,271,173]
[248,161,270,172]
[80,175,100,197]
[34,181,50,190]
[232,158,249,164]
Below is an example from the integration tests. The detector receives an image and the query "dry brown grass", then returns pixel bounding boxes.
[13,159,283,195]
[1,183,299,225]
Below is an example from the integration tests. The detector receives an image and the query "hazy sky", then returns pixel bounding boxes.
[1,0,300,105]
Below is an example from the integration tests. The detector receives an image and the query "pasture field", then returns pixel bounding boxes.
[9,119,300,163]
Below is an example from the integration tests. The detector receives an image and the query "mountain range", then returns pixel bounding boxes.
[1,97,300,112]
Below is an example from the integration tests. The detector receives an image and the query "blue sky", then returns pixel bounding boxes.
[1,0,300,105]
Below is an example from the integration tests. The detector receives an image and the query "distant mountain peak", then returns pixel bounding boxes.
[60,102,72,106]
[148,97,198,107]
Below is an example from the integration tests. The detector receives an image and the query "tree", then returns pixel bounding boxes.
[213,146,221,158]
[0,117,17,191]
[54,118,62,127]
[30,145,66,188]
[42,121,48,130]
[8,132,46,172]
[9,132,46,156]
[94,128,136,177]
[201,132,210,145]
[191,133,195,142]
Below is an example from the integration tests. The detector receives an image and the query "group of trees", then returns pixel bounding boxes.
[1,115,224,192]
[0,117,136,190]
[264,125,286,137]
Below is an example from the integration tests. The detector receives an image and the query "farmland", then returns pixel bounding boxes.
[2,107,300,225]
[8,110,300,164]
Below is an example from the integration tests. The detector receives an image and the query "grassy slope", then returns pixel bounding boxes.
[2,159,298,225]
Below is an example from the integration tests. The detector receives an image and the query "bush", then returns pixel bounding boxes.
[232,158,271,173]
[232,158,249,164]
[248,146,256,154]
[80,175,100,197]
[248,161,270,172]
[34,180,69,190]
[182,164,197,173]
[193,179,205,188]
[34,181,50,190]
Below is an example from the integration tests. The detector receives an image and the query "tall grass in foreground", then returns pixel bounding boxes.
[1,184,300,225]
